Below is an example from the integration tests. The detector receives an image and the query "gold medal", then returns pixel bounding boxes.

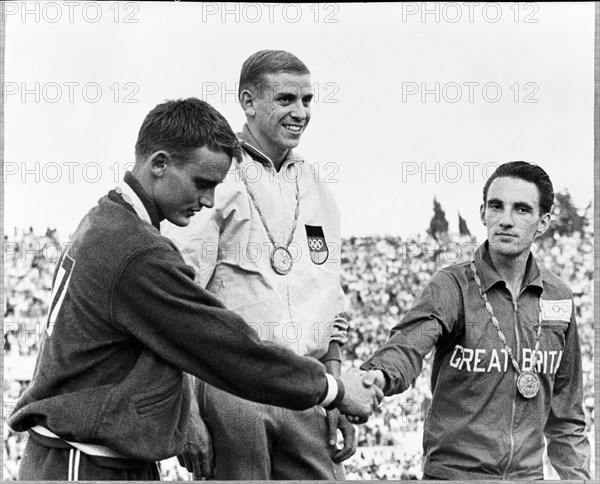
[271,246,293,275]
[237,159,300,276]
[517,371,539,399]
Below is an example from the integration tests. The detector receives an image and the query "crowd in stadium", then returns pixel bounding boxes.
[4,224,595,480]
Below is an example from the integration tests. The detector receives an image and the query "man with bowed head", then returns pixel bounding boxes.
[361,161,590,480]
[8,98,382,481]
[165,50,357,480]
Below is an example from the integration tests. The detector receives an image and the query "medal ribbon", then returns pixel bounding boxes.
[237,160,301,255]
[470,261,543,376]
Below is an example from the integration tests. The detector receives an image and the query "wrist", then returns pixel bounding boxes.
[320,374,345,410]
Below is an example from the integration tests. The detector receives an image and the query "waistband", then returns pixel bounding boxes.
[31,425,127,458]
[26,428,157,471]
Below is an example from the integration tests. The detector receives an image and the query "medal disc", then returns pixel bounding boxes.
[271,246,292,275]
[517,371,539,399]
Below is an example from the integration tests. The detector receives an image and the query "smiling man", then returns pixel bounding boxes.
[360,161,591,480]
[8,98,382,481]
[164,51,354,480]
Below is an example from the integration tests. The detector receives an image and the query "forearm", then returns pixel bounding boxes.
[114,249,339,411]
[544,310,591,479]
[545,411,591,480]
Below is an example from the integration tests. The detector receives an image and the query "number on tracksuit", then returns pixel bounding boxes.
[46,251,75,336]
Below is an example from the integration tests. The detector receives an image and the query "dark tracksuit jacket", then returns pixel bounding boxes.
[362,243,590,480]
[9,173,331,470]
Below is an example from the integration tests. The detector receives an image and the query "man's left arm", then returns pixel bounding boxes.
[322,315,356,462]
[543,301,591,479]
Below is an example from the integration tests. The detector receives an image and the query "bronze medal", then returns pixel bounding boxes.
[517,370,539,399]
[271,246,293,275]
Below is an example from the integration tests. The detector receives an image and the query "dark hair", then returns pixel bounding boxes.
[483,161,554,214]
[238,50,310,101]
[135,98,241,163]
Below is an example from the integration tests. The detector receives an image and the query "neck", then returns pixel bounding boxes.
[245,125,288,171]
[488,248,530,298]
[126,168,164,227]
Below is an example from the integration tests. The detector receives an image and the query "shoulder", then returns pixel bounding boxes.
[539,265,573,299]
[294,156,339,207]
[436,260,471,287]
[86,193,170,257]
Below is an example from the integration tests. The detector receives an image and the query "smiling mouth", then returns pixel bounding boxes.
[283,124,303,134]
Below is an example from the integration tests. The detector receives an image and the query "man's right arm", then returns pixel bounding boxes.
[112,246,380,418]
[360,270,460,395]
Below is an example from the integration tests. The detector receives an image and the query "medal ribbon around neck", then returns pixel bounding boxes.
[237,160,300,275]
[470,261,543,398]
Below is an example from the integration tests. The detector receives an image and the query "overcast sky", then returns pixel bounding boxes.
[3,2,595,242]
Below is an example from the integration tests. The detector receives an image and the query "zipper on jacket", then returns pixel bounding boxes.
[503,298,519,479]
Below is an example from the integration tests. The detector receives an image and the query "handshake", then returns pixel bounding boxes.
[335,369,387,424]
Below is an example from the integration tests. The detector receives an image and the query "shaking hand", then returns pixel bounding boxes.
[337,369,384,424]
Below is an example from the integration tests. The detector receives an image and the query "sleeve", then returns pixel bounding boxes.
[543,300,591,479]
[111,245,329,411]
[360,270,461,396]
[161,207,221,288]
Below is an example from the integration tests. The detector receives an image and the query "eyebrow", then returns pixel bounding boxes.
[486,198,534,211]
[193,177,219,188]
[513,201,534,211]
[275,92,313,102]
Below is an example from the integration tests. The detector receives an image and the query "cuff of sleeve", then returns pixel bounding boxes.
[320,374,345,410]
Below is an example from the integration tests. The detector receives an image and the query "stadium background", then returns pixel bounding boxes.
[4,211,594,479]
[2,2,595,480]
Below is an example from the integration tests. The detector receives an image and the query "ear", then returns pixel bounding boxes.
[240,89,256,116]
[148,151,172,177]
[535,212,551,237]
[480,204,486,225]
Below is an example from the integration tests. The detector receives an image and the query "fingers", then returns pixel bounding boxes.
[373,385,384,405]
[337,368,387,424]
[199,448,214,479]
[333,416,357,463]
[326,409,339,447]
[192,453,204,480]
[362,369,386,392]
[345,413,367,425]
[178,451,195,474]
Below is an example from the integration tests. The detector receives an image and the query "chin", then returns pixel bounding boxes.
[169,216,190,227]
[490,241,527,257]
[280,135,302,148]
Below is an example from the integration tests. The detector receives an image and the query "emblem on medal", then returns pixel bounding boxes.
[517,370,539,399]
[271,246,293,275]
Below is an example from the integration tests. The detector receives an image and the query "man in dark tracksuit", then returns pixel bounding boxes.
[8,98,382,480]
[361,162,591,480]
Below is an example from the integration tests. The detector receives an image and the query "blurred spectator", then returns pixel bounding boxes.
[3,227,594,480]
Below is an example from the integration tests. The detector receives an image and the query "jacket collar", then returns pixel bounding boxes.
[117,171,162,230]
[238,124,304,170]
[474,242,543,295]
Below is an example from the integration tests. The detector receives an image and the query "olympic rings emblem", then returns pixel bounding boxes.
[552,304,569,315]
[308,239,323,251]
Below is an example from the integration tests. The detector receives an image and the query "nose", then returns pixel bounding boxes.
[499,209,514,227]
[290,99,308,121]
[199,189,215,209]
